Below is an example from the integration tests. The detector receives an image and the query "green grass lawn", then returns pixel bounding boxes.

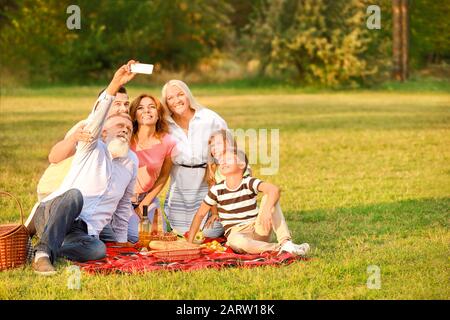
[0,87,449,299]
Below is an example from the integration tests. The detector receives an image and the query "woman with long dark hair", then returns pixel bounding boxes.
[126,93,177,241]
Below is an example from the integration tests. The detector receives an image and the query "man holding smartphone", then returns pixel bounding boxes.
[36,86,130,201]
[26,60,139,275]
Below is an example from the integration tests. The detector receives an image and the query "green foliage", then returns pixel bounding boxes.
[244,0,393,86]
[410,0,450,66]
[0,0,448,86]
[0,0,232,84]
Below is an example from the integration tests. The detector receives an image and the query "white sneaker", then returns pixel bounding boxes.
[279,241,310,256]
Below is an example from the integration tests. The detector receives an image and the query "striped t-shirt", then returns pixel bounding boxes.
[204,176,263,235]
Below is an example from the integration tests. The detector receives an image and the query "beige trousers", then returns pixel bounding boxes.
[226,195,292,254]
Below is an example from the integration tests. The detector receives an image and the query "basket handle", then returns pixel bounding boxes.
[0,191,25,225]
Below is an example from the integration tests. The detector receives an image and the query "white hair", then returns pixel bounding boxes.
[161,80,205,117]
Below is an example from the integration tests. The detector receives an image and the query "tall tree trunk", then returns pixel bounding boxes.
[392,0,402,81]
[400,0,409,81]
[392,0,409,81]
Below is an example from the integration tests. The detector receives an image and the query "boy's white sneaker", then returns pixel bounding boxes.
[279,241,310,256]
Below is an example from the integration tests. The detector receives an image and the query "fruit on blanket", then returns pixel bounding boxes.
[200,240,226,253]
[193,231,205,244]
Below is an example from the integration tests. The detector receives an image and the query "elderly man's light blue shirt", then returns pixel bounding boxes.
[41,92,138,242]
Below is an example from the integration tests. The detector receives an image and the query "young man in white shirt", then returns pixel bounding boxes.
[27,60,139,275]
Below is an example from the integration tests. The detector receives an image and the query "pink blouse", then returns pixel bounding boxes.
[131,133,177,194]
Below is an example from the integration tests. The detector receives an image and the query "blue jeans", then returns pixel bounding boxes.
[99,223,139,244]
[100,198,162,244]
[34,189,106,263]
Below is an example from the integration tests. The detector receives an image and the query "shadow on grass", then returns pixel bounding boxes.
[286,197,450,249]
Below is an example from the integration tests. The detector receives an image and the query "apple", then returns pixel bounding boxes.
[193,231,205,244]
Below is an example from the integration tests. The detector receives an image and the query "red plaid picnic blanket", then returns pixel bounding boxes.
[75,239,308,274]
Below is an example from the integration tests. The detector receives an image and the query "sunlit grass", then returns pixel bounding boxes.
[0,88,449,299]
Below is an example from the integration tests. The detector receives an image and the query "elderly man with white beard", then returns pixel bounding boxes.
[26,60,139,275]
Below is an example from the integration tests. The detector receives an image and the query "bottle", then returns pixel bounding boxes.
[138,205,150,248]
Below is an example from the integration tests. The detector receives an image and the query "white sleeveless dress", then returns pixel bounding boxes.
[164,107,227,237]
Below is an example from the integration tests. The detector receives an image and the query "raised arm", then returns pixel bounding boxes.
[49,60,138,162]
[87,61,137,140]
[77,60,138,153]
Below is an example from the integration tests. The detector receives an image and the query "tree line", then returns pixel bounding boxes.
[0,0,448,86]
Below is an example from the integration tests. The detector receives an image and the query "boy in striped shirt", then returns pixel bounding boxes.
[187,149,309,256]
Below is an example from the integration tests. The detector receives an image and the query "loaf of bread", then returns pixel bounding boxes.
[148,239,200,251]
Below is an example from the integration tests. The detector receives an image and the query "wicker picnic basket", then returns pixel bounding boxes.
[149,232,178,241]
[138,207,200,261]
[148,240,202,261]
[139,207,177,248]
[151,248,202,261]
[0,191,30,271]
[149,207,178,241]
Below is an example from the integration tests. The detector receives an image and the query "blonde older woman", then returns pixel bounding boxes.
[161,80,227,237]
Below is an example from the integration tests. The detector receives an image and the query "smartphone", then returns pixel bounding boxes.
[130,63,154,75]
